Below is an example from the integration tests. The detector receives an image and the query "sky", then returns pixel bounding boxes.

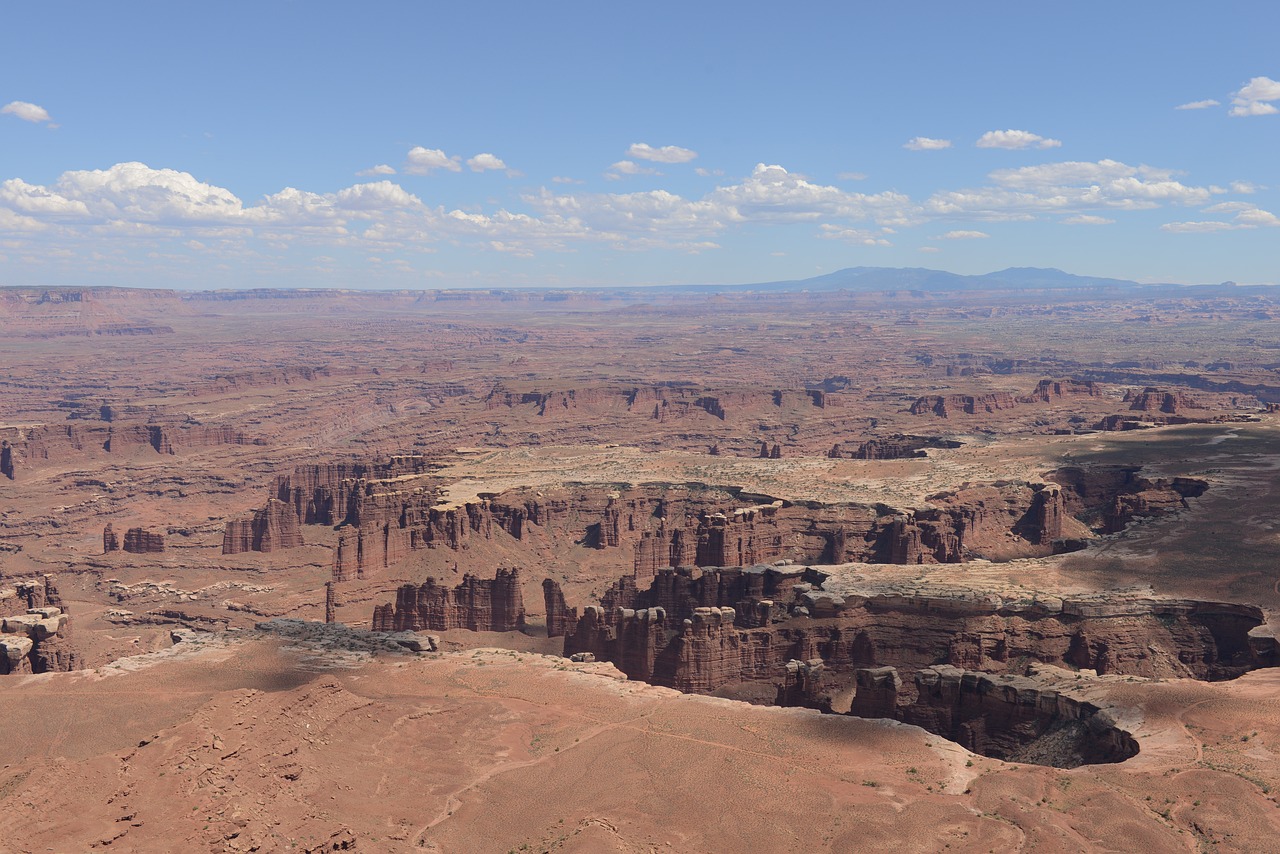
[2,1,1278,290]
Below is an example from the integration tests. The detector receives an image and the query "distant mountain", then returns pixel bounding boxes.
[743,266,1148,294]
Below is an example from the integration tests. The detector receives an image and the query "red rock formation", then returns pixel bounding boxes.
[897,666,1138,766]
[372,568,526,633]
[1126,386,1203,414]
[122,527,165,554]
[844,434,964,460]
[1,577,79,675]
[222,499,304,554]
[563,570,1267,694]
[848,666,902,719]
[542,578,578,638]
[910,379,1098,418]
[332,522,408,581]
[0,440,13,479]
[910,391,1018,417]
[325,581,337,624]
[103,523,120,553]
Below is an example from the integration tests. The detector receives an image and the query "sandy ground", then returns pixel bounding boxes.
[2,634,1279,853]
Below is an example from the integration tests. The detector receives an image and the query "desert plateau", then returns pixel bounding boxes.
[6,4,1280,851]
[3,278,1280,852]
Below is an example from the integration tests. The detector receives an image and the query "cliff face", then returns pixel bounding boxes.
[859,665,1139,767]
[563,567,1267,694]
[910,377,1101,418]
[0,440,13,479]
[239,457,1206,577]
[0,422,261,470]
[222,499,304,555]
[0,577,79,676]
[1126,386,1204,414]
[542,579,578,638]
[371,568,525,633]
[122,527,165,554]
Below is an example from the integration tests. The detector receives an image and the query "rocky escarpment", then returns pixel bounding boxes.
[483,383,825,424]
[371,568,526,634]
[271,456,438,526]
[829,434,964,460]
[0,576,80,675]
[0,422,262,470]
[222,499,304,555]
[909,379,1101,418]
[850,664,1139,767]
[277,465,1199,580]
[1,440,14,479]
[543,579,578,638]
[563,566,1269,696]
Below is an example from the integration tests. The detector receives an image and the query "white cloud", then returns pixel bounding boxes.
[1,101,54,125]
[605,160,661,180]
[1062,214,1114,225]
[818,224,892,246]
[1230,76,1280,117]
[976,129,1062,150]
[551,176,583,184]
[903,136,951,151]
[467,153,508,172]
[1230,181,1263,194]
[1176,99,1220,110]
[938,229,988,239]
[1162,205,1280,232]
[356,164,396,177]
[627,143,697,163]
[695,167,726,177]
[404,147,462,174]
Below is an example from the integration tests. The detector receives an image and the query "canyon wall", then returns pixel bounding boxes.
[0,576,80,675]
[222,499,304,555]
[371,568,526,633]
[563,566,1267,694]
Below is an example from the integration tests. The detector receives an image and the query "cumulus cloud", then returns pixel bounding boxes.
[1176,99,1220,110]
[1230,76,1280,116]
[1062,214,1115,225]
[356,164,396,177]
[976,129,1062,150]
[466,153,508,172]
[938,230,989,239]
[605,160,661,180]
[818,224,892,246]
[1162,205,1280,232]
[404,147,462,174]
[551,176,583,184]
[903,136,951,151]
[2,101,54,125]
[627,143,697,163]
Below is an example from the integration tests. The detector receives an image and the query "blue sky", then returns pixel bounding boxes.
[2,2,1278,289]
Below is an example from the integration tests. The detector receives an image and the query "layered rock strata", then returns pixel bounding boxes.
[241,459,1206,577]
[371,568,526,634]
[222,499,304,554]
[542,579,578,638]
[563,567,1268,695]
[122,527,165,554]
[0,577,78,675]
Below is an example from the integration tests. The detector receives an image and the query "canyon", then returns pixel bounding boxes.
[4,283,1280,850]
